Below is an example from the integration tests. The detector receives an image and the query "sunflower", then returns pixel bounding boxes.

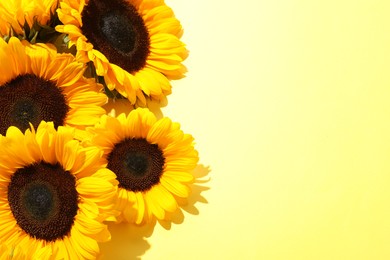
[56,0,188,107]
[0,37,107,136]
[86,108,198,224]
[0,0,58,37]
[0,121,118,259]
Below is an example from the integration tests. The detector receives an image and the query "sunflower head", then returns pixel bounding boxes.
[56,0,188,107]
[86,108,198,225]
[0,37,107,136]
[0,122,118,259]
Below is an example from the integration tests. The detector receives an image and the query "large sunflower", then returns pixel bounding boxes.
[56,0,188,107]
[86,108,198,224]
[0,0,58,37]
[0,121,118,259]
[0,37,107,136]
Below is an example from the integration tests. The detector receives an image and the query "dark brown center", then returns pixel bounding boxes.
[81,0,150,73]
[107,138,165,192]
[7,162,79,241]
[0,74,69,135]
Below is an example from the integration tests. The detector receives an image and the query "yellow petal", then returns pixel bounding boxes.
[160,176,190,198]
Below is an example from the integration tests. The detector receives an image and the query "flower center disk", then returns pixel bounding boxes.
[7,162,79,241]
[81,0,150,73]
[24,184,55,221]
[107,138,165,192]
[101,12,136,54]
[0,74,69,135]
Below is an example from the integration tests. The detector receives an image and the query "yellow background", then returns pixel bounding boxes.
[101,0,390,259]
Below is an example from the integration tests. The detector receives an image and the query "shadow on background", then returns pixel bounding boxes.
[99,222,154,260]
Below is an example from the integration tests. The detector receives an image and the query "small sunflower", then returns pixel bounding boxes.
[0,0,58,37]
[0,121,118,259]
[56,0,188,107]
[86,108,198,224]
[0,37,107,136]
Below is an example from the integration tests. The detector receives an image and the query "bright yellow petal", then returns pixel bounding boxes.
[160,175,191,198]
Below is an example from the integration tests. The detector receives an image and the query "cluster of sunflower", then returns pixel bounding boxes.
[0,0,198,258]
